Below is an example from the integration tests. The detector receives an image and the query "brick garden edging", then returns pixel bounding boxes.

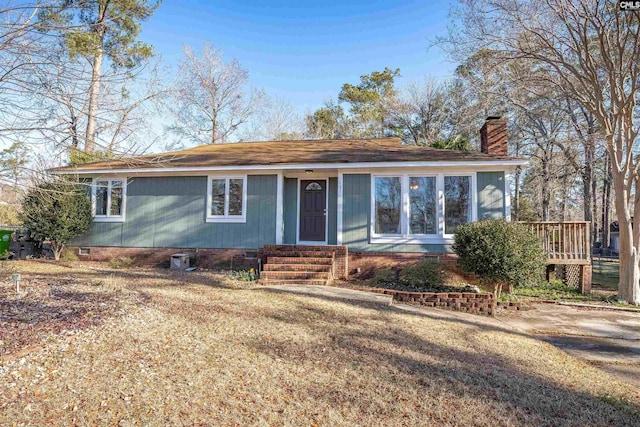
[370,288,496,317]
[496,301,523,311]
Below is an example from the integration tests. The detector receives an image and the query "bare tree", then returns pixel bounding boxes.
[241,95,304,141]
[448,0,640,303]
[167,44,263,145]
[387,78,448,145]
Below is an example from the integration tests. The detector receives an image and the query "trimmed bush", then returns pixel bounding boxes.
[453,219,546,295]
[372,268,397,286]
[400,260,443,288]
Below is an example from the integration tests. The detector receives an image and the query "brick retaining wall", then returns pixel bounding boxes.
[371,288,496,316]
[66,246,259,270]
[349,252,459,278]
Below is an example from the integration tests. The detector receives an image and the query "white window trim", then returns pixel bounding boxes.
[370,172,477,244]
[206,175,248,223]
[92,177,127,223]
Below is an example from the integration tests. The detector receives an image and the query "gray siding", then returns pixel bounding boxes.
[342,174,371,251]
[75,175,277,249]
[283,178,297,244]
[328,177,338,245]
[477,171,505,219]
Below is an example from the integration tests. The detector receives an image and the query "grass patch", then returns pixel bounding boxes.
[510,280,626,305]
[593,258,620,291]
[108,256,134,269]
[0,261,639,425]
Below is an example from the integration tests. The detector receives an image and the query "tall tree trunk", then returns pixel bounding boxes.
[514,167,521,221]
[614,171,640,304]
[559,172,568,222]
[602,152,612,250]
[582,136,594,243]
[84,2,109,153]
[84,48,103,153]
[606,127,640,304]
[541,156,550,221]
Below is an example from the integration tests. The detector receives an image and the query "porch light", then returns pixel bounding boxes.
[410,182,419,190]
[305,169,314,174]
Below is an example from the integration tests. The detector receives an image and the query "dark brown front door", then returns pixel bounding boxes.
[299,180,326,242]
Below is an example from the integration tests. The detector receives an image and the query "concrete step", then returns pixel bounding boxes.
[260,271,332,280]
[267,256,333,265]
[263,263,332,272]
[258,278,330,286]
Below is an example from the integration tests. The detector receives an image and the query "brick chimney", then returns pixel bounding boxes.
[480,116,508,156]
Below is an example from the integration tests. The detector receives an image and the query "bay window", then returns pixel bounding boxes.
[207,175,247,222]
[371,173,475,242]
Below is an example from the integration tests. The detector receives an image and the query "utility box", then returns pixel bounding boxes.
[170,253,190,270]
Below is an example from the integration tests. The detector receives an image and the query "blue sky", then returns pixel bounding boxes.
[142,0,455,113]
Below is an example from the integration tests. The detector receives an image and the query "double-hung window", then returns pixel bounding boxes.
[371,173,475,242]
[207,175,247,223]
[93,178,126,222]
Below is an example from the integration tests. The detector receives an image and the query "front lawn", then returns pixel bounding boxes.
[1,261,639,425]
[593,258,620,291]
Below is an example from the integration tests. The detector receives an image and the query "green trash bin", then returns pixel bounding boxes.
[0,230,14,258]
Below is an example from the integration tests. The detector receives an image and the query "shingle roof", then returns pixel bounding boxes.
[52,138,524,172]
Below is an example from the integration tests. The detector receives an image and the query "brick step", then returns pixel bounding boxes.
[267,256,333,265]
[260,271,332,280]
[262,245,343,251]
[258,278,330,286]
[263,251,336,258]
[263,263,332,272]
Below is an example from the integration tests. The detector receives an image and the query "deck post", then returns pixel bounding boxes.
[580,264,592,294]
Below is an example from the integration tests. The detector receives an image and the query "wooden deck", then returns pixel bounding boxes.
[522,221,591,264]
[521,221,592,293]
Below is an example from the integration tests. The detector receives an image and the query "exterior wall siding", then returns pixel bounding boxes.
[283,178,297,244]
[76,170,507,253]
[477,171,505,219]
[328,177,338,245]
[74,175,277,249]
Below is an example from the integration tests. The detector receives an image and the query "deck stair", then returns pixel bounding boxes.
[259,246,336,286]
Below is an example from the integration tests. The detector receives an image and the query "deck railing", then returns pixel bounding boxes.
[521,221,591,264]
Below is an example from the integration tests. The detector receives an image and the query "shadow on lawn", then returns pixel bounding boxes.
[252,288,640,425]
[261,286,530,338]
[19,267,236,291]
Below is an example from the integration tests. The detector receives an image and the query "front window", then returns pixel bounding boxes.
[371,173,475,242]
[444,176,471,234]
[374,176,401,234]
[207,176,247,222]
[409,176,437,234]
[93,178,126,221]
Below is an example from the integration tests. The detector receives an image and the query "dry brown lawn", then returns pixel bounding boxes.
[1,260,639,426]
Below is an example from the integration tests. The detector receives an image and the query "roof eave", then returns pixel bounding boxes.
[51,159,529,175]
